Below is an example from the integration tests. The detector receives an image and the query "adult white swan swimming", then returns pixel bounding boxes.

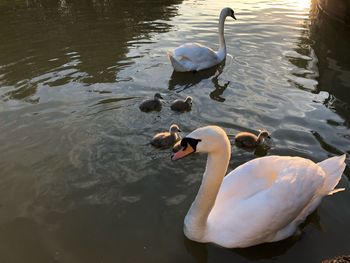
[171,126,346,248]
[168,7,236,72]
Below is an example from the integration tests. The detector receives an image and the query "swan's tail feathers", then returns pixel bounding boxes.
[318,154,347,195]
[328,188,345,195]
[167,51,188,72]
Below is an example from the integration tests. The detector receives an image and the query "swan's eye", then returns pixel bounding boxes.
[181,137,202,152]
[180,139,188,150]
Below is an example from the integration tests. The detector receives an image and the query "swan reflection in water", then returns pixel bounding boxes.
[168,60,230,103]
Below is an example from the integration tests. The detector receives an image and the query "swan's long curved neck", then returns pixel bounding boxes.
[217,13,228,59]
[184,143,230,241]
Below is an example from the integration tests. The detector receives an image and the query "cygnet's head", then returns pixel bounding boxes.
[258,129,270,139]
[169,124,181,134]
[154,93,163,100]
[185,96,193,105]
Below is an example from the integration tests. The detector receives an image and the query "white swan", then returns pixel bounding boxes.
[168,7,236,72]
[171,126,346,248]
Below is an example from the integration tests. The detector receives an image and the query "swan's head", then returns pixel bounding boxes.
[171,126,230,161]
[222,7,236,20]
[169,124,181,134]
[154,93,163,100]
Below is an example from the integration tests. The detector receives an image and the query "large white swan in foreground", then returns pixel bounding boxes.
[168,7,236,72]
[171,126,346,248]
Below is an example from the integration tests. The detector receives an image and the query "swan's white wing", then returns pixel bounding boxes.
[215,156,289,202]
[173,43,219,65]
[207,156,326,248]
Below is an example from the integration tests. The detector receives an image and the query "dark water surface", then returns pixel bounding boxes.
[1,0,350,262]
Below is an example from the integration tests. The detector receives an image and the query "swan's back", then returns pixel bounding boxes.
[169,43,221,72]
[173,43,218,63]
[206,155,346,248]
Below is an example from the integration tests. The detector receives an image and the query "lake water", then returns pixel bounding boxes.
[0,0,350,262]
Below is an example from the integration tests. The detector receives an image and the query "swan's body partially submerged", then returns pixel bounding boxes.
[172,126,346,248]
[168,8,236,72]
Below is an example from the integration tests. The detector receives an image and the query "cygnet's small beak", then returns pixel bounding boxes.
[267,135,271,139]
[178,129,182,132]
[159,95,164,99]
[232,14,237,20]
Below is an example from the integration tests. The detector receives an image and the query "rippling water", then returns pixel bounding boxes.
[0,0,350,262]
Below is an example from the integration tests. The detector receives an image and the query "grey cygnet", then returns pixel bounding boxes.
[235,129,270,148]
[170,96,193,112]
[151,124,182,148]
[139,93,163,112]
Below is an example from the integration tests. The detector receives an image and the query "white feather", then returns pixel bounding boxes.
[168,8,235,72]
[175,126,347,248]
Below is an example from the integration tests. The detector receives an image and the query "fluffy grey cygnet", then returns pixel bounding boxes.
[235,129,270,148]
[139,93,163,112]
[151,124,182,148]
[170,96,193,112]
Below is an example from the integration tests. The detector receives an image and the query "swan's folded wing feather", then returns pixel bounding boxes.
[173,43,218,64]
[208,156,326,247]
[216,156,287,201]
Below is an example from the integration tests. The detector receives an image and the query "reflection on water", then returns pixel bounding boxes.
[168,61,230,100]
[0,0,350,262]
[311,2,350,126]
[0,0,182,101]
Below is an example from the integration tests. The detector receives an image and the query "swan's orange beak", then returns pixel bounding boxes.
[171,144,195,161]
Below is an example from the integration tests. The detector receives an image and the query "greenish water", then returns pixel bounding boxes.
[0,0,350,262]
